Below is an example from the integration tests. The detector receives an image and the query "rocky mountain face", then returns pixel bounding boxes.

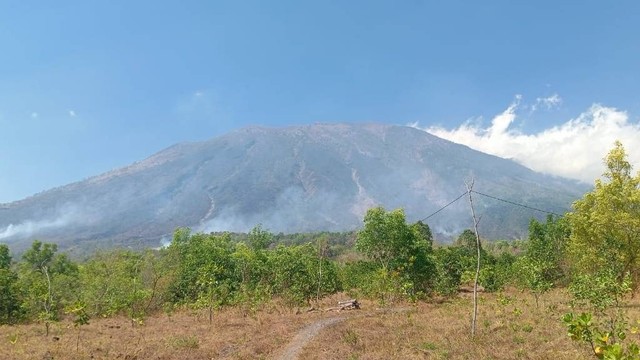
[0,123,588,253]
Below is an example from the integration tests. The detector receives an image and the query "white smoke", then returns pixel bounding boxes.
[0,205,90,241]
[0,214,72,240]
[414,98,640,183]
[197,187,350,234]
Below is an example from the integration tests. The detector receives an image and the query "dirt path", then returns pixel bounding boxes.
[275,316,347,360]
[274,306,412,360]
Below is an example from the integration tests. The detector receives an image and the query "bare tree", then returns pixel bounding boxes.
[465,179,482,337]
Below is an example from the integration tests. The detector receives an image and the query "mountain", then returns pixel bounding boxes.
[0,123,588,254]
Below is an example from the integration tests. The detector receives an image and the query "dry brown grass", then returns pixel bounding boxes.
[3,289,640,359]
[300,289,640,360]
[0,301,310,360]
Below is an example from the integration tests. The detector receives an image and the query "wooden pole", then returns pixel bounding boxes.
[465,179,482,338]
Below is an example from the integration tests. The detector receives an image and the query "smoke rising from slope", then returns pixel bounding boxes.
[198,187,355,234]
[415,100,640,183]
[0,206,84,241]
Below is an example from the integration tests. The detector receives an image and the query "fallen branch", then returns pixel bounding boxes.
[326,299,360,311]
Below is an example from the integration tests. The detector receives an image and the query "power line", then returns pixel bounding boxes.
[421,192,467,221]
[470,190,562,217]
[420,189,563,222]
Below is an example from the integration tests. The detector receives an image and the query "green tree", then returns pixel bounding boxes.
[269,243,339,306]
[0,244,21,324]
[248,224,273,251]
[79,249,157,322]
[355,207,435,301]
[412,221,433,249]
[517,216,569,306]
[433,247,466,296]
[232,242,271,314]
[167,231,237,320]
[18,240,79,334]
[356,207,416,270]
[454,229,478,252]
[567,141,640,289]
[562,142,640,358]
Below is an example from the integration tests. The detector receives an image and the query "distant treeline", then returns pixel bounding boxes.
[0,214,532,329]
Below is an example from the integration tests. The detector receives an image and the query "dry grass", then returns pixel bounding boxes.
[3,289,640,359]
[0,301,312,360]
[301,289,640,360]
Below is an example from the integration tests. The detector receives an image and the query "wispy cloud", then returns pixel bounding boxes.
[31,112,38,119]
[174,90,215,115]
[69,110,76,117]
[412,97,640,183]
[532,93,562,111]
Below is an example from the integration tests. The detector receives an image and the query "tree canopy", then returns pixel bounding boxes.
[567,141,640,287]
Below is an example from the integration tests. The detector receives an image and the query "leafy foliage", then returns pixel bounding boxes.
[0,244,21,324]
[567,141,640,289]
[563,141,640,359]
[354,207,436,301]
[516,216,569,306]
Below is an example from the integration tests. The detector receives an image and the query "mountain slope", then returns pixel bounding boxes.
[0,123,588,252]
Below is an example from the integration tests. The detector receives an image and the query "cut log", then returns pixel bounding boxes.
[322,299,361,312]
[337,299,360,310]
[338,299,357,305]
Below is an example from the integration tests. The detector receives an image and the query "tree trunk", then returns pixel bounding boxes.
[466,180,482,338]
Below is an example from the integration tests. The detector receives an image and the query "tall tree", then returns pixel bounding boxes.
[19,240,79,334]
[517,216,569,307]
[356,207,435,299]
[567,141,640,288]
[0,244,21,324]
[356,207,414,270]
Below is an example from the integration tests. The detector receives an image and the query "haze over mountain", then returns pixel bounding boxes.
[0,123,588,253]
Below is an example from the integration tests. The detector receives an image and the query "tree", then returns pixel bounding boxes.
[167,231,237,321]
[18,240,79,334]
[0,244,21,324]
[248,224,273,251]
[454,229,478,253]
[355,207,435,301]
[79,249,157,322]
[567,141,640,289]
[356,207,415,271]
[269,243,339,306]
[517,216,569,307]
[562,142,640,358]
[412,221,433,249]
[433,247,466,296]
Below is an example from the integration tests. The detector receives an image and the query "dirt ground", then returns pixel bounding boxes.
[2,290,633,359]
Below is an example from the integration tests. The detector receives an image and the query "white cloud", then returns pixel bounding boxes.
[31,112,38,118]
[413,98,640,183]
[174,90,215,115]
[69,110,76,117]
[532,94,562,111]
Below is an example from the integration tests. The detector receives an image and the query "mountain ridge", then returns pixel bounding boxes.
[0,123,588,253]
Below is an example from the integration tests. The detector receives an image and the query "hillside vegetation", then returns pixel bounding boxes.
[0,142,638,359]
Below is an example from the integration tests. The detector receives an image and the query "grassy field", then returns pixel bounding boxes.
[2,289,636,359]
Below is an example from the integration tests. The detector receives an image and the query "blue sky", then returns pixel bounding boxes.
[1,1,639,202]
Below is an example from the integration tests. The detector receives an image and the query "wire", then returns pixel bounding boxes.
[421,192,467,221]
[470,190,562,217]
[419,189,562,222]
